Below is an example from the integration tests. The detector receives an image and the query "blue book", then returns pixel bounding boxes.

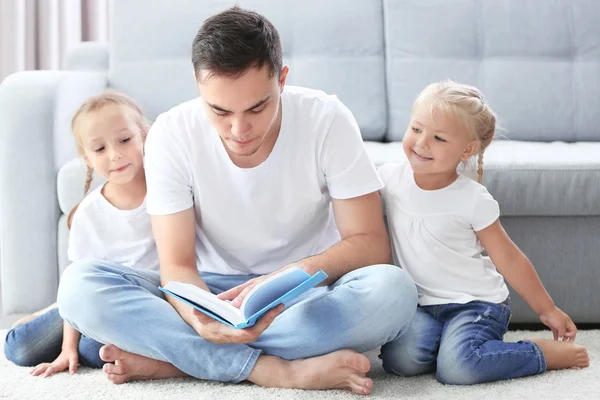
[159,267,328,329]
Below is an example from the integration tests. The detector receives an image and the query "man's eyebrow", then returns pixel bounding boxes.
[207,96,271,113]
[244,97,270,112]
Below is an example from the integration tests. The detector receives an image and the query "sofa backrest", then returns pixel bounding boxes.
[108,0,600,143]
[384,0,600,142]
[108,0,388,141]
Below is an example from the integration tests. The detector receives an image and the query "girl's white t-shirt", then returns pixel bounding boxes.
[378,161,509,306]
[144,86,383,276]
[68,184,159,271]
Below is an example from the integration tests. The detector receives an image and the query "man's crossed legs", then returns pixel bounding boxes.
[57,261,417,395]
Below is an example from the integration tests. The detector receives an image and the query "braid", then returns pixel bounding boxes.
[477,151,484,184]
[84,166,93,195]
[67,166,94,229]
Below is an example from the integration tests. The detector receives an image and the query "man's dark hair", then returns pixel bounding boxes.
[192,6,283,80]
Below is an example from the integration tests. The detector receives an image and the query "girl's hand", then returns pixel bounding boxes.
[539,306,577,342]
[31,349,79,377]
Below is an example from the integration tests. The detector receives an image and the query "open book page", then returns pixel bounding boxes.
[162,282,245,326]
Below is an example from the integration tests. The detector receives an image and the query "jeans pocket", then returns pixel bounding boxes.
[475,300,511,327]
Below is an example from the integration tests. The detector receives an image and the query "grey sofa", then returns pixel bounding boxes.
[1,0,599,323]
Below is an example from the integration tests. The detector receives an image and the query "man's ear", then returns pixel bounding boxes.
[279,65,290,92]
[461,141,479,161]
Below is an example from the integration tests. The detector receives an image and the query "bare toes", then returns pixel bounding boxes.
[349,375,372,395]
[100,344,120,362]
[103,363,124,375]
[345,353,371,373]
[107,373,128,385]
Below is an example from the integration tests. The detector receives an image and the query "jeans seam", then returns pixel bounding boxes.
[525,340,547,374]
[231,348,262,383]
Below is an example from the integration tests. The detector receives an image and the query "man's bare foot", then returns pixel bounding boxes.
[248,350,373,395]
[11,303,58,328]
[100,344,188,384]
[528,338,590,370]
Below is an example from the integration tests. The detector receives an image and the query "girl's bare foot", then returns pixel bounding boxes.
[11,303,58,328]
[249,349,373,395]
[528,338,590,370]
[99,344,187,384]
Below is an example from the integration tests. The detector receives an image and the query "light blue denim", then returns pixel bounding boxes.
[380,300,547,385]
[57,260,417,383]
[4,307,104,368]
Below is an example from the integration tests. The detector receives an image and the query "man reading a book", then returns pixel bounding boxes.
[57,6,418,395]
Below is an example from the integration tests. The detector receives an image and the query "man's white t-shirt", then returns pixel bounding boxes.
[144,86,383,276]
[68,184,159,271]
[378,161,509,306]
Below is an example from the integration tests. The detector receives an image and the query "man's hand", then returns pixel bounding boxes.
[539,306,577,342]
[191,304,284,344]
[217,268,293,308]
[31,349,79,378]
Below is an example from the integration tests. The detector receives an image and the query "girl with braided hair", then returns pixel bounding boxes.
[378,81,589,384]
[5,91,157,378]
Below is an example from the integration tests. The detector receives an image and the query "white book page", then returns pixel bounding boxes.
[164,282,244,326]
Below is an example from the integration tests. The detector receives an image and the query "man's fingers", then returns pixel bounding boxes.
[217,281,253,301]
[552,328,559,341]
[192,308,216,324]
[195,302,284,344]
[251,304,285,334]
[230,284,257,308]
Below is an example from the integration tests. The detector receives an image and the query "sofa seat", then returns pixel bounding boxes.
[364,140,600,217]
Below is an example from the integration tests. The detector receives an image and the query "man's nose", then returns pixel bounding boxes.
[230,117,251,138]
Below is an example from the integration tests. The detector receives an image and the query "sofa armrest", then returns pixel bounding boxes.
[63,42,109,71]
[0,70,107,314]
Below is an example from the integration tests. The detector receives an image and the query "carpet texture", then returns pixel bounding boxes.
[1,330,596,399]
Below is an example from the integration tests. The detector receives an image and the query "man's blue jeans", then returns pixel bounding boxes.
[4,307,104,368]
[380,300,546,385]
[57,261,418,383]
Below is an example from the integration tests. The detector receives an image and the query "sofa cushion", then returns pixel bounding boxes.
[57,158,105,215]
[108,0,387,141]
[383,0,600,143]
[364,140,600,217]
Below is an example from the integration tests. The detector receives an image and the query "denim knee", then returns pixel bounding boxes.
[367,265,417,311]
[57,260,103,328]
[4,328,59,367]
[381,339,433,377]
[372,265,418,333]
[436,348,482,385]
[4,329,32,366]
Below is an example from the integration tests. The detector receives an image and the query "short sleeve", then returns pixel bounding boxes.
[144,118,194,215]
[471,188,500,231]
[320,100,383,199]
[377,163,397,183]
[67,211,102,262]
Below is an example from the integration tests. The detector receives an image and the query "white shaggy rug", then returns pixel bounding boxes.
[1,330,597,400]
